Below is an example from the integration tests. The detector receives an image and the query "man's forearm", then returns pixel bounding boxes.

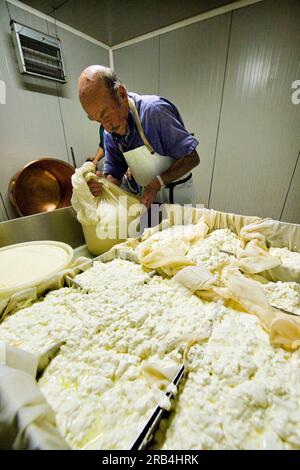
[93,147,104,163]
[160,150,200,185]
[141,150,200,208]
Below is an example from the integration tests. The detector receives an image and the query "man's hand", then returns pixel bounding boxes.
[85,156,100,168]
[88,171,103,197]
[140,178,161,209]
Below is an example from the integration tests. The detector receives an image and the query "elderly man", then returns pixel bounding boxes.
[78,65,200,208]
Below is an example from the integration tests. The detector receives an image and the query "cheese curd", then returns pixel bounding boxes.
[262,281,300,316]
[1,247,300,450]
[269,247,300,271]
[0,259,211,449]
[140,228,241,280]
[74,258,150,293]
[38,274,212,449]
[186,229,240,279]
[155,307,300,450]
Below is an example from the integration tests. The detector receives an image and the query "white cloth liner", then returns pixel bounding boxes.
[140,205,300,282]
[71,162,144,255]
[0,342,69,449]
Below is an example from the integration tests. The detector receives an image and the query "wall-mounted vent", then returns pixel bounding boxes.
[11,21,66,83]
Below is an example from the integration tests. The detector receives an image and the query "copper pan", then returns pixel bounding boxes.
[9,158,75,217]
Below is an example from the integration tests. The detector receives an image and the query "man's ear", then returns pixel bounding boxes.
[119,85,127,103]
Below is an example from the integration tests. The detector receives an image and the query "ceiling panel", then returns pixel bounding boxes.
[20,0,238,46]
[20,0,69,14]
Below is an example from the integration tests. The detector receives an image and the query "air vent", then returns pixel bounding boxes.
[11,21,66,83]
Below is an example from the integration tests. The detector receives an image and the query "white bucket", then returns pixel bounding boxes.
[0,240,73,300]
[82,224,127,256]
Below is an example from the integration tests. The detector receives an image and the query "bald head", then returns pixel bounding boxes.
[79,65,123,105]
[79,65,129,135]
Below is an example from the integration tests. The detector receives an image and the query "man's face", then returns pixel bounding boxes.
[82,85,129,135]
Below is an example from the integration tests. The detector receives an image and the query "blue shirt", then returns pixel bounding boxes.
[103,92,199,180]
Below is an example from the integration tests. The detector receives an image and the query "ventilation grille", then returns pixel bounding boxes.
[11,21,66,83]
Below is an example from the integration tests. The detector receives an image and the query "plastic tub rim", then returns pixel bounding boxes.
[0,240,74,296]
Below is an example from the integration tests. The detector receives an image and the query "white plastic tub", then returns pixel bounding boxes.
[0,240,73,300]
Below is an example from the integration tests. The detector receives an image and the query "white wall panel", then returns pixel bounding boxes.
[114,38,159,95]
[0,0,109,219]
[159,14,231,206]
[0,1,68,218]
[53,24,109,167]
[209,0,300,221]
[281,151,300,224]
